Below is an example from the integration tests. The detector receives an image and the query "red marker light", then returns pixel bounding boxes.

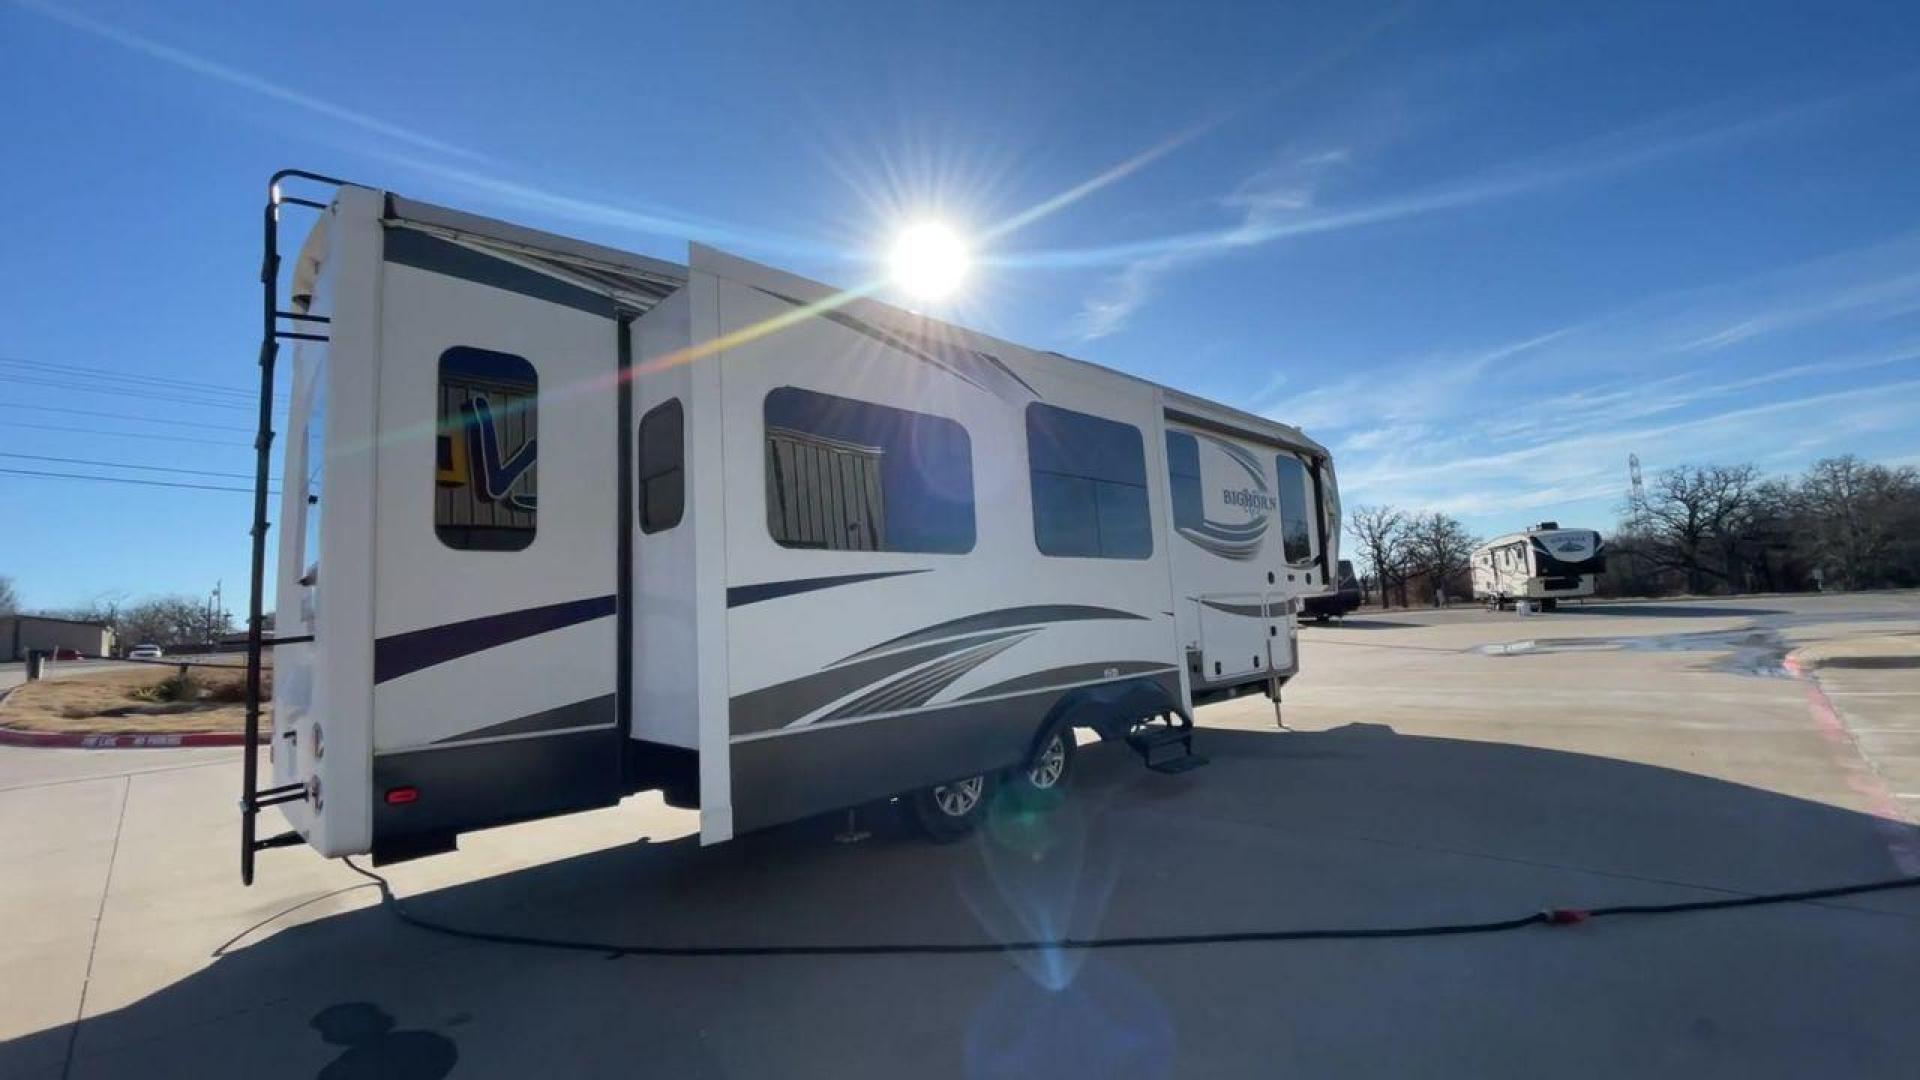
[384,786,420,806]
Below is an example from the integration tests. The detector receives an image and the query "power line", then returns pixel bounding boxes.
[0,356,258,400]
[0,421,254,447]
[0,374,256,411]
[0,452,257,481]
[0,466,278,495]
[0,403,256,433]
[0,367,261,408]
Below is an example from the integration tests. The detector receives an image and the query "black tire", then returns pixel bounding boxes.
[909,773,997,842]
[1005,727,1076,809]
[1541,598,1559,612]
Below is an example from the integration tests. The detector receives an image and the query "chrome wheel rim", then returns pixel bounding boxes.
[1028,736,1068,789]
[933,776,985,817]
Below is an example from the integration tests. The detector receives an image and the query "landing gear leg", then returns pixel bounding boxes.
[1270,678,1293,732]
[834,807,870,844]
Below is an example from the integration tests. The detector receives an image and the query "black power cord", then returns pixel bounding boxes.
[341,858,1920,958]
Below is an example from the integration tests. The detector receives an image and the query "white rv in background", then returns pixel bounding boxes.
[241,174,1338,877]
[1470,523,1607,610]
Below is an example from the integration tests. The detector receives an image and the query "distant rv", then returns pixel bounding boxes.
[1470,523,1606,611]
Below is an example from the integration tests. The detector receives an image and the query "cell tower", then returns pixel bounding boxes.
[1627,454,1646,522]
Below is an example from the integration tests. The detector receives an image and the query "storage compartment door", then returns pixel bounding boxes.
[1196,593,1271,683]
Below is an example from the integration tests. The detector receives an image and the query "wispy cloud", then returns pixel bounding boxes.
[377,155,835,260]
[13,0,485,161]
[1261,324,1573,433]
[1339,375,1920,529]
[1676,270,1920,352]
[1066,144,1357,340]
[1054,88,1858,339]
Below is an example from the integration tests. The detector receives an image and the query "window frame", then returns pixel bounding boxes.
[637,397,685,535]
[762,385,977,555]
[1025,402,1153,560]
[1273,452,1316,567]
[434,346,539,553]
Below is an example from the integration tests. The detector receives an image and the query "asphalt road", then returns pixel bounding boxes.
[2,592,1917,1079]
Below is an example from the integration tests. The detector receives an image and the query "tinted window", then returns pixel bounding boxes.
[1027,403,1151,558]
[1165,431,1204,534]
[1274,454,1313,565]
[436,347,537,551]
[638,399,684,534]
[764,387,974,553]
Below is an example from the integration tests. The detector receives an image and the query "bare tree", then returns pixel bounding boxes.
[1638,464,1760,593]
[0,575,17,617]
[1406,511,1479,605]
[1796,455,1919,589]
[119,596,214,651]
[1345,506,1410,608]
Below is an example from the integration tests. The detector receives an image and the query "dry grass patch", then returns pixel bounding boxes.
[0,662,268,735]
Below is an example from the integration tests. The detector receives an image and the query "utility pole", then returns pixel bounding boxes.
[1626,454,1647,594]
[1628,454,1646,524]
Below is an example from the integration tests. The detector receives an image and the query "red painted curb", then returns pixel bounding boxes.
[0,726,253,749]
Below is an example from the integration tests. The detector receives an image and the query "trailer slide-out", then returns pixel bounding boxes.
[239,173,1340,881]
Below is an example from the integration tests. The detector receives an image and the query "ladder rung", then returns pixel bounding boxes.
[252,783,307,808]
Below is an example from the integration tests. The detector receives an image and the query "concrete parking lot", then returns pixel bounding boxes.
[3,593,1918,1078]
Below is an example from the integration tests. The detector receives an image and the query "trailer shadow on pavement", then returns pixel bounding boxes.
[12,722,1920,1079]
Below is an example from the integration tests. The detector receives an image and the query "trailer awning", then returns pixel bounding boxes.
[383,194,689,316]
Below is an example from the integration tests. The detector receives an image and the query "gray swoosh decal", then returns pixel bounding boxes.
[834,604,1148,666]
[1199,599,1284,618]
[731,629,1029,735]
[817,632,1034,722]
[1206,435,1267,489]
[1178,524,1268,560]
[430,693,616,745]
[728,569,930,608]
[752,286,1039,404]
[956,662,1179,701]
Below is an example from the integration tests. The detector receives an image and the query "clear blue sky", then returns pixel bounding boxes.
[4,0,1919,611]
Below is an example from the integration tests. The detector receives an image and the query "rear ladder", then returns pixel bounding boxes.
[240,169,347,885]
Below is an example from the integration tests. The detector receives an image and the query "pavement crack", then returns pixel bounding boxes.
[62,772,131,1080]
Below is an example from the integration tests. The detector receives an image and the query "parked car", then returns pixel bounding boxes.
[53,648,84,660]
[1302,559,1363,623]
[128,644,164,660]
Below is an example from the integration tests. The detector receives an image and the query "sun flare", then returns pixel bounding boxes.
[889,221,970,302]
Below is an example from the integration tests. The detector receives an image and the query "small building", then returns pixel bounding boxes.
[1,615,116,661]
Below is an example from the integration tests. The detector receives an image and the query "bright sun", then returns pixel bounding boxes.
[889,222,970,302]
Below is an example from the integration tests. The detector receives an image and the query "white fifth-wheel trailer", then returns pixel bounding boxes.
[1469,523,1607,611]
[238,172,1340,880]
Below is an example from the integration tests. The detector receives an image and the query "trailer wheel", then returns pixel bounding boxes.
[910,773,996,842]
[1007,727,1076,805]
[1540,598,1558,612]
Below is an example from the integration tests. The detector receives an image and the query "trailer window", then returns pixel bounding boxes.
[764,387,974,554]
[435,347,538,552]
[1274,454,1314,565]
[1026,403,1151,559]
[1165,431,1205,534]
[638,398,684,534]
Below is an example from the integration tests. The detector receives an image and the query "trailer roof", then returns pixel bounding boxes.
[370,186,1329,456]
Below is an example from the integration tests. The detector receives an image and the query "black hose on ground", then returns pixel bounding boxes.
[340,858,1920,959]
